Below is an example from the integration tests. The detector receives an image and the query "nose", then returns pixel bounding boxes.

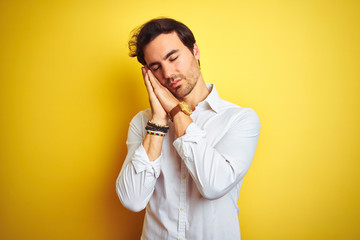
[162,63,174,81]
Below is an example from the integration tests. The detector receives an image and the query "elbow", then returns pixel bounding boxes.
[120,198,146,213]
[197,175,242,200]
[198,185,227,200]
[115,182,147,212]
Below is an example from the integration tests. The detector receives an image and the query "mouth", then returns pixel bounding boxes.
[169,78,182,89]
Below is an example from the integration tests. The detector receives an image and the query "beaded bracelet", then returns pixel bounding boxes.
[146,129,165,135]
[147,130,165,137]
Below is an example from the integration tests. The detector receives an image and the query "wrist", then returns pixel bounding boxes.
[167,100,179,113]
[150,117,168,126]
[168,101,192,121]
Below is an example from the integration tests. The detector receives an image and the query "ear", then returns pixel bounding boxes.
[192,43,200,60]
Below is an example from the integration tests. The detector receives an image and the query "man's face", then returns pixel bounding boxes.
[143,32,201,99]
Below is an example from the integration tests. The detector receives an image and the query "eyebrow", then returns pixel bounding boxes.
[148,49,179,68]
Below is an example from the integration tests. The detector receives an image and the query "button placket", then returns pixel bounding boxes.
[178,159,187,240]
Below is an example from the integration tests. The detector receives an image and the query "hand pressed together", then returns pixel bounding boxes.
[142,66,179,124]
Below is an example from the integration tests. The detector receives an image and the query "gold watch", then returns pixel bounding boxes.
[168,101,192,121]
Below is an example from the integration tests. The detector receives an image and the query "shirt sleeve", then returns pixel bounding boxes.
[116,111,161,212]
[173,108,260,200]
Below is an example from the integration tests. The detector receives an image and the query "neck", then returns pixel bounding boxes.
[180,75,210,110]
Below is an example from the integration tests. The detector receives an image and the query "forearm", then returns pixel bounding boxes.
[116,154,158,212]
[172,111,193,137]
[142,133,164,161]
[116,112,162,211]
[142,116,169,161]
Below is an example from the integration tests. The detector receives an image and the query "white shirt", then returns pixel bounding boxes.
[116,84,260,240]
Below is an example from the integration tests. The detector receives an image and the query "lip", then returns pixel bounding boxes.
[169,79,182,88]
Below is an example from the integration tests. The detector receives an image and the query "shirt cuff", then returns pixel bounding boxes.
[131,144,162,178]
[173,122,206,160]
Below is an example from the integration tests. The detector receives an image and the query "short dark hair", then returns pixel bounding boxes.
[128,18,196,65]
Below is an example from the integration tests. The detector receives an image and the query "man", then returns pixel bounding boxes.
[116,18,260,240]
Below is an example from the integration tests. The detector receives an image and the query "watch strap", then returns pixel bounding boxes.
[168,104,182,121]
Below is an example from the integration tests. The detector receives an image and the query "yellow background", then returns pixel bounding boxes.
[0,0,359,239]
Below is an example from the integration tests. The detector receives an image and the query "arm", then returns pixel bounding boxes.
[143,68,191,137]
[141,66,168,162]
[173,109,260,199]
[116,112,162,212]
[115,68,169,212]
[144,69,260,199]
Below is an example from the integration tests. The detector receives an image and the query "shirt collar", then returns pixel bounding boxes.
[196,83,221,113]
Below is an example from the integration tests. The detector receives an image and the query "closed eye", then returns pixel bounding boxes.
[151,65,160,71]
[169,56,178,62]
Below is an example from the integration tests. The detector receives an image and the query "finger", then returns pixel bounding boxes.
[141,67,146,77]
[144,74,155,95]
[146,69,163,90]
[144,66,162,88]
[142,67,151,87]
[141,67,155,94]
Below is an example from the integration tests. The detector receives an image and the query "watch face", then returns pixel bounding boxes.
[180,102,192,115]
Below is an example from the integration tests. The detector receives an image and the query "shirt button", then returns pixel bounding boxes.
[179,238,183,240]
[180,207,184,211]
[182,174,186,179]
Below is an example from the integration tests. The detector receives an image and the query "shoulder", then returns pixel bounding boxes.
[126,109,153,139]
[130,109,152,124]
[128,109,152,133]
[215,98,260,124]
